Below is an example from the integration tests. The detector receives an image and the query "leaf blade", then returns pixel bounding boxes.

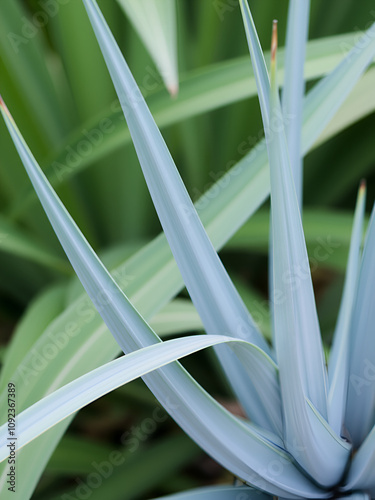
[345,202,375,447]
[81,0,280,434]
[282,0,310,206]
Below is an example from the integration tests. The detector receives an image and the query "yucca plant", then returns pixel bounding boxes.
[1,0,375,498]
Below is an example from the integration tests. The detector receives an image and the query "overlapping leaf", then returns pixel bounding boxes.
[239,1,351,486]
[282,0,310,206]
[80,0,281,434]
[345,203,375,447]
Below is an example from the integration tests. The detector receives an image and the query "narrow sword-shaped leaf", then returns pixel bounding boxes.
[239,0,270,126]
[328,182,366,435]
[0,284,66,395]
[267,22,350,486]
[239,3,328,417]
[345,202,375,447]
[282,0,310,207]
[0,99,325,499]
[117,0,178,95]
[80,0,281,434]
[0,334,275,460]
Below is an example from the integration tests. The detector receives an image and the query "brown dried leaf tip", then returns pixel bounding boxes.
[271,20,278,64]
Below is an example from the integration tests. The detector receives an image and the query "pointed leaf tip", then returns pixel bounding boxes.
[168,83,179,98]
[359,179,366,194]
[271,20,278,64]
[0,96,12,121]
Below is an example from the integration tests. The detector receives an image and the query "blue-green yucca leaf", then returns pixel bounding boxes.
[80,0,282,434]
[239,0,270,127]
[328,182,366,435]
[344,405,375,491]
[240,0,328,424]
[345,202,375,447]
[267,23,350,487]
[0,100,326,499]
[282,0,310,207]
[0,334,275,460]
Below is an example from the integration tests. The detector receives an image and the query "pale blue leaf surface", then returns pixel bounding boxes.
[0,100,325,499]
[345,203,375,447]
[282,0,310,207]
[239,0,328,420]
[154,485,271,500]
[267,38,350,486]
[0,334,274,460]
[328,182,366,435]
[239,0,270,127]
[80,0,283,435]
[240,0,276,352]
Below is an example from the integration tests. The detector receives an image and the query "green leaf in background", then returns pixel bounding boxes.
[117,0,178,95]
[7,30,374,219]
[0,215,70,274]
[0,284,67,395]
[226,208,370,273]
[53,434,200,500]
